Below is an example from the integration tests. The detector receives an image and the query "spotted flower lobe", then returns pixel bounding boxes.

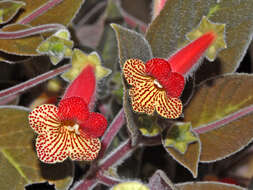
[123,59,183,119]
[29,99,102,163]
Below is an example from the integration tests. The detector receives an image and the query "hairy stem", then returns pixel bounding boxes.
[193,104,253,134]
[98,108,125,159]
[0,24,64,39]
[19,0,64,24]
[0,64,71,101]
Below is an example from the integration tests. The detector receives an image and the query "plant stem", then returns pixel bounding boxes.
[19,0,64,24]
[0,64,71,101]
[98,108,125,159]
[193,104,253,134]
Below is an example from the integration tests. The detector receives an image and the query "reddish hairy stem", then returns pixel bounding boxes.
[0,24,64,39]
[19,0,64,25]
[0,64,71,101]
[98,108,125,159]
[193,104,253,134]
[97,171,122,186]
[74,178,97,190]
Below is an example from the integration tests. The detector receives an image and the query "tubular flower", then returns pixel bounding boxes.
[123,58,184,119]
[29,66,107,163]
[123,32,216,119]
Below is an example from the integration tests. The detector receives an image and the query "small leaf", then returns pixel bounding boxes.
[37,29,73,65]
[0,106,73,190]
[0,0,25,24]
[186,16,226,61]
[112,24,153,145]
[148,170,176,190]
[138,115,161,137]
[146,0,253,74]
[176,182,245,190]
[163,122,198,154]
[61,49,111,82]
[162,123,201,178]
[0,24,43,56]
[184,74,253,162]
[112,181,150,190]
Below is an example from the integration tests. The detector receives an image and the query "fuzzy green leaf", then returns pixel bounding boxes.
[0,106,73,190]
[184,74,253,162]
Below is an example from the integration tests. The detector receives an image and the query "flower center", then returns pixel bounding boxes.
[153,79,163,89]
[61,120,80,135]
[65,123,80,135]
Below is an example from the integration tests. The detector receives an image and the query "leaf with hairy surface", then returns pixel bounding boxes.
[176,182,245,190]
[17,0,84,26]
[162,123,201,178]
[146,0,253,75]
[0,0,25,24]
[148,170,176,190]
[0,24,43,56]
[0,106,73,190]
[184,74,253,162]
[112,24,153,145]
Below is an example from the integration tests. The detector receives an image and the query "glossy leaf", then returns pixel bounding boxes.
[0,106,73,190]
[0,24,43,56]
[146,0,253,74]
[162,123,201,178]
[176,182,245,190]
[112,24,153,145]
[0,0,25,24]
[184,74,253,162]
[148,170,176,190]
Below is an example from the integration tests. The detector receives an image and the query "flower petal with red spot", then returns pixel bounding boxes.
[36,129,69,163]
[68,131,101,161]
[58,97,89,123]
[129,80,158,115]
[28,104,60,135]
[155,91,183,119]
[80,112,108,138]
[123,59,150,87]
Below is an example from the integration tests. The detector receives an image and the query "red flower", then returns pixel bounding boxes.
[29,66,107,163]
[123,32,216,119]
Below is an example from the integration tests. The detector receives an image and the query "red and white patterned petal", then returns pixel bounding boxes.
[155,91,183,119]
[129,80,158,115]
[29,104,60,135]
[36,128,69,163]
[123,59,150,87]
[68,132,101,161]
